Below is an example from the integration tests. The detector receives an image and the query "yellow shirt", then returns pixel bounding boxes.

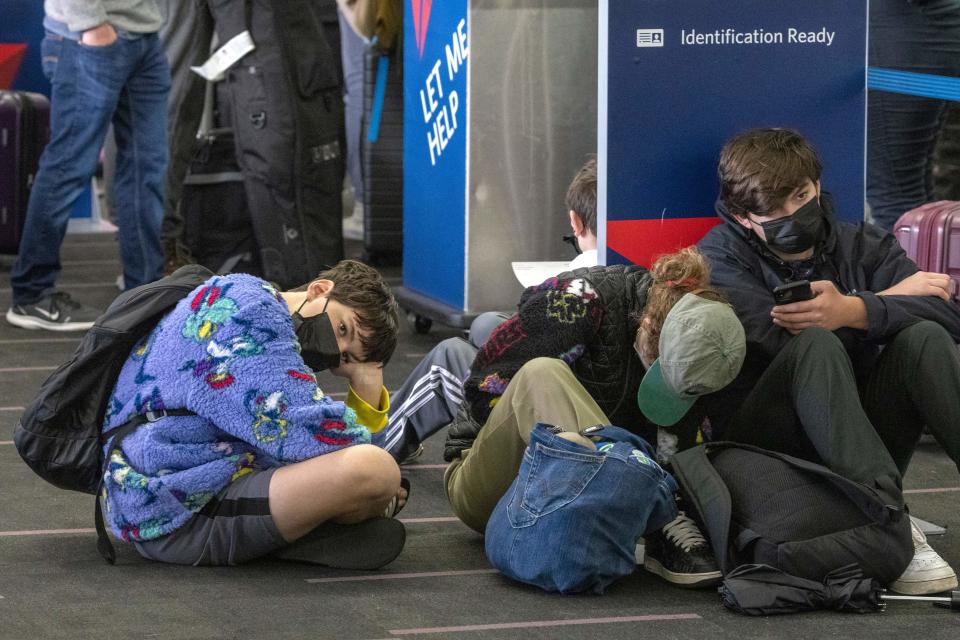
[346,385,390,433]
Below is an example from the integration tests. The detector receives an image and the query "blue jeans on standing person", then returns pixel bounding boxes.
[338,8,367,205]
[11,32,170,305]
[867,0,960,231]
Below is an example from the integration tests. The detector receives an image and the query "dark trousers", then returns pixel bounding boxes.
[158,0,215,251]
[724,324,960,506]
[867,0,960,231]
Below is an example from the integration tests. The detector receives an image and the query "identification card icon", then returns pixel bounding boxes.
[636,29,664,47]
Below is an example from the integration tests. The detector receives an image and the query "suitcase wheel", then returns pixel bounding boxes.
[407,313,433,335]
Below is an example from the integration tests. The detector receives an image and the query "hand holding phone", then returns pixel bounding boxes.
[772,280,814,305]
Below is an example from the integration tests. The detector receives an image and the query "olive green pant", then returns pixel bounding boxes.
[444,358,609,533]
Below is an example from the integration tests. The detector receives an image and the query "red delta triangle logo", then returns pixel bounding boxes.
[412,0,433,58]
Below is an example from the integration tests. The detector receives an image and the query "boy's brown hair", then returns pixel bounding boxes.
[565,157,598,235]
[718,128,822,218]
[300,260,399,365]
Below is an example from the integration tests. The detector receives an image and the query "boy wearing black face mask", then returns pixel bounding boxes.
[99,259,407,568]
[698,127,960,596]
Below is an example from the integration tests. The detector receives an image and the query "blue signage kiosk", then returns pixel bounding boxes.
[398,0,599,331]
[600,0,868,267]
[399,0,471,330]
[398,1,867,330]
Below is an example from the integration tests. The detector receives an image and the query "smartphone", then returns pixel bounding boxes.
[772,280,814,304]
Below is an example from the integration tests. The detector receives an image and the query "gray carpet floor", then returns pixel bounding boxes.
[0,233,958,639]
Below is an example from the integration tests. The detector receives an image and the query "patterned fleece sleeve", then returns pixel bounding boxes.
[178,278,371,463]
[464,277,604,424]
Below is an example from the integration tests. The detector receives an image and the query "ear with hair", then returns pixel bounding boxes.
[307,279,334,300]
[733,211,754,231]
[568,210,585,236]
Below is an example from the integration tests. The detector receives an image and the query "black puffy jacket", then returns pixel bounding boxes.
[443,265,654,461]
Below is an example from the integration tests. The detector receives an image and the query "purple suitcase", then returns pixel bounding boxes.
[893,201,960,301]
[0,91,51,254]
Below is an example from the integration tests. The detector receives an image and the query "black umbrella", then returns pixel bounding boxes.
[719,564,883,616]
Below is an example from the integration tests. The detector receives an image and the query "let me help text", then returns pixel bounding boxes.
[420,18,468,166]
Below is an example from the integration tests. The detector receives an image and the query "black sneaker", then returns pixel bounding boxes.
[643,511,722,588]
[271,517,406,570]
[6,291,101,332]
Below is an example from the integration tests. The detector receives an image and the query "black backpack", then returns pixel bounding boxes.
[14,265,212,561]
[670,442,913,585]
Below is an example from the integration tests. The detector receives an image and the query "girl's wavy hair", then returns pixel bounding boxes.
[633,247,728,360]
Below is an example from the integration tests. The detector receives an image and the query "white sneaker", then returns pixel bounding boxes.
[889,516,958,595]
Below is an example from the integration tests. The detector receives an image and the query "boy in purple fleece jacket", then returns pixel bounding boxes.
[102,260,406,567]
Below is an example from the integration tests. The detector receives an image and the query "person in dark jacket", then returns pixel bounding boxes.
[444,249,747,588]
[698,127,960,596]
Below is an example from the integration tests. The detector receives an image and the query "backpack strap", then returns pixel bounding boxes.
[670,445,736,575]
[733,528,779,566]
[95,408,196,564]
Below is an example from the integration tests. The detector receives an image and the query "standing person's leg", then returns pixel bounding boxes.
[444,357,608,533]
[338,9,366,206]
[867,0,960,231]
[376,337,477,459]
[7,35,121,329]
[111,34,170,290]
[158,0,214,269]
[862,321,960,475]
[724,328,904,506]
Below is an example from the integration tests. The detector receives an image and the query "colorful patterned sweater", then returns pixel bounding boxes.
[445,265,655,462]
[464,276,604,424]
[100,274,371,542]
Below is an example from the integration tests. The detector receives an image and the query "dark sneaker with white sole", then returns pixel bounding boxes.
[643,511,722,588]
[6,292,101,332]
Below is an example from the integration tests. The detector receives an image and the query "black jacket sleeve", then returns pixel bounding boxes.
[856,224,960,342]
[699,237,794,359]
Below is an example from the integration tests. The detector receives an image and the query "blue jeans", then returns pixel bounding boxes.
[338,9,367,203]
[867,0,960,231]
[11,32,170,304]
[485,424,679,594]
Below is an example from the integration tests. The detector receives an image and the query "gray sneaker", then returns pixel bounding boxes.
[6,292,101,331]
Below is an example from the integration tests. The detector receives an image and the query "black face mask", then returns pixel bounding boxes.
[754,197,825,255]
[292,298,342,372]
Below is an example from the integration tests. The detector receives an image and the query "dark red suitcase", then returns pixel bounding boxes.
[893,200,960,300]
[0,90,51,254]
